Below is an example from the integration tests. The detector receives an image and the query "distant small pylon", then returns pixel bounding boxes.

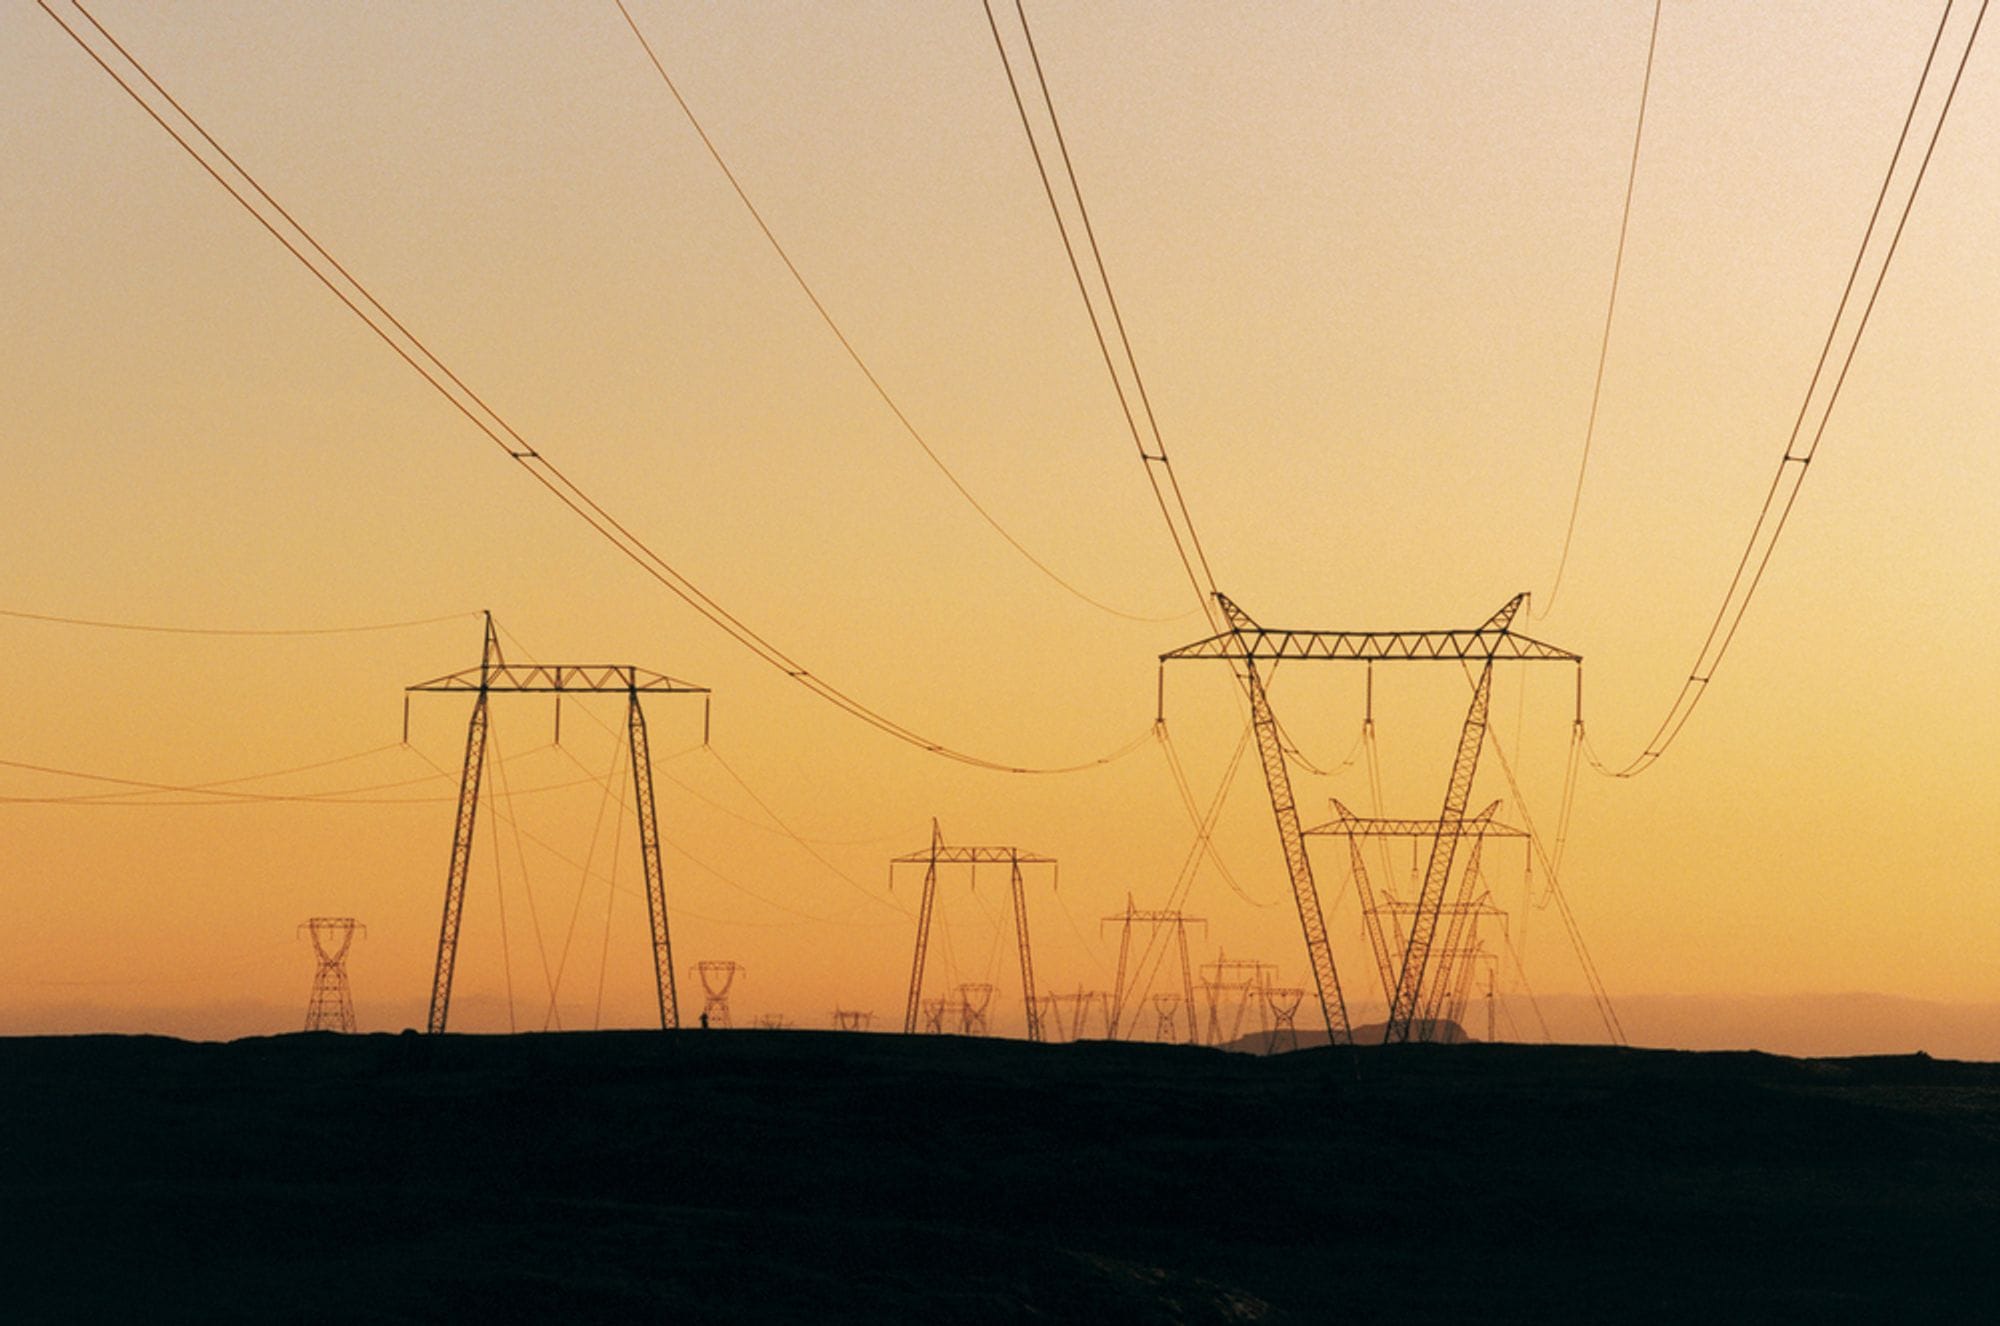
[300,918,364,1033]
[921,996,953,1035]
[1264,986,1306,1054]
[692,960,745,1028]
[955,983,996,1036]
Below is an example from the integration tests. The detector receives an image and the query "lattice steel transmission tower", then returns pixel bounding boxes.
[1263,986,1306,1054]
[299,917,364,1033]
[1162,593,1580,1045]
[921,996,954,1035]
[891,821,1056,1040]
[1306,798,1525,1039]
[1039,988,1111,1041]
[406,615,709,1034]
[1102,896,1205,1043]
[831,1008,874,1031]
[1036,991,1064,1039]
[1150,993,1184,1042]
[1448,948,1499,1042]
[693,961,745,1028]
[955,982,997,1036]
[1070,990,1113,1039]
[1199,953,1276,1047]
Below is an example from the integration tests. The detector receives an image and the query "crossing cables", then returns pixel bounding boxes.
[608,0,1181,625]
[37,0,1152,777]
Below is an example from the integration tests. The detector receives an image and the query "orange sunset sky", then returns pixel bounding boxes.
[4,2,1997,1053]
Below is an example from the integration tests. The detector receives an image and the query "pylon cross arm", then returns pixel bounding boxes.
[1305,799,1524,839]
[1160,593,1579,665]
[406,663,709,693]
[1160,627,1578,664]
[890,845,1055,865]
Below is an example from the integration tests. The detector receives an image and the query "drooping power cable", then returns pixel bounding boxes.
[610,0,1184,625]
[1537,0,1665,619]
[38,0,1154,778]
[1590,0,1985,777]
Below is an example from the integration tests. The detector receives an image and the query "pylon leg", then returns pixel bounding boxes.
[902,844,941,1034]
[1109,902,1132,1038]
[1237,656,1352,1042]
[1011,860,1042,1042]
[427,689,489,1034]
[1386,661,1494,1043]
[1420,836,1491,1035]
[628,690,678,1029]
[1177,924,1198,1046]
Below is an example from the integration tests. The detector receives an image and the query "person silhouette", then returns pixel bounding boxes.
[699,1011,709,1030]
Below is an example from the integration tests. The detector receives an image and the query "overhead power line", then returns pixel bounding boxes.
[609,0,1182,625]
[1590,0,1987,777]
[0,749,611,807]
[0,605,476,637]
[1537,0,1664,620]
[39,0,1151,776]
[982,0,1222,631]
[1478,709,1623,1046]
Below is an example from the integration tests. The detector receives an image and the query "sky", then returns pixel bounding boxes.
[3,1,1997,1052]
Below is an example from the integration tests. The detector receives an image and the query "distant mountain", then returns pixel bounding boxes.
[1215,1018,1470,1054]
[1212,994,2000,1062]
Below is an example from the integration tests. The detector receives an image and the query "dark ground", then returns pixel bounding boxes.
[6,1031,2000,1322]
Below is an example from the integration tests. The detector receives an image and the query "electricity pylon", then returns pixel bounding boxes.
[1036,991,1066,1040]
[1102,896,1204,1043]
[1446,948,1499,1042]
[831,1008,874,1031]
[955,982,997,1036]
[1150,993,1184,1042]
[1071,991,1113,1039]
[1263,985,1306,1054]
[891,821,1056,1040]
[1426,946,1491,1039]
[1041,988,1110,1041]
[921,996,954,1034]
[299,917,364,1033]
[1162,593,1580,1045]
[406,614,709,1034]
[693,960,745,1028]
[1199,953,1276,1047]
[1306,798,1524,1029]
[1369,897,1510,1037]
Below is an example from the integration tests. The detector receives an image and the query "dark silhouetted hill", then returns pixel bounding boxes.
[7,1031,2000,1321]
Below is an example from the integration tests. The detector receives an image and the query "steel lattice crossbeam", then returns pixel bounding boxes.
[406,663,708,694]
[1306,798,1527,839]
[1159,603,1579,664]
[890,844,1057,869]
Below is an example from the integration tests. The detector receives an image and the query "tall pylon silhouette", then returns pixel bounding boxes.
[406,613,708,1034]
[299,917,364,1033]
